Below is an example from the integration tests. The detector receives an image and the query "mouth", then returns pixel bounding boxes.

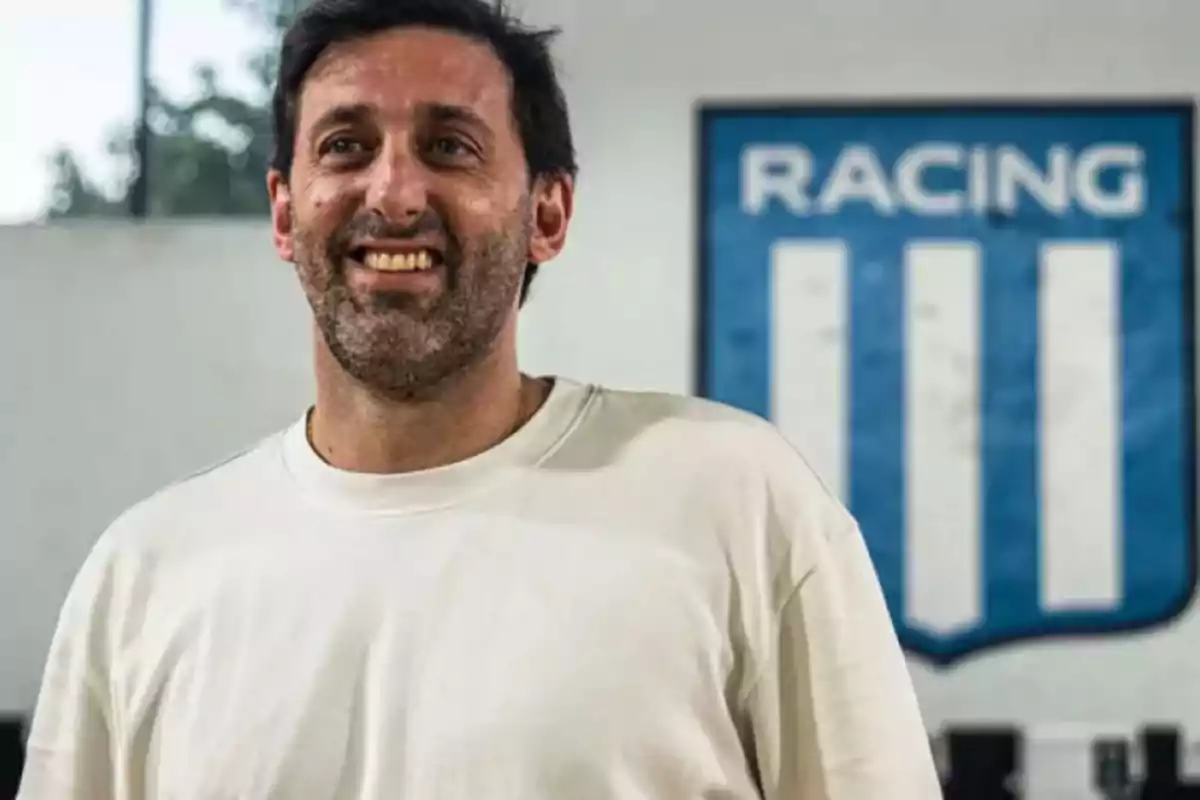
[348,245,444,273]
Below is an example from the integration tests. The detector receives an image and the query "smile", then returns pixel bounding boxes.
[350,247,442,272]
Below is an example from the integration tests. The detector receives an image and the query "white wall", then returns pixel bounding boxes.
[3,0,1199,742]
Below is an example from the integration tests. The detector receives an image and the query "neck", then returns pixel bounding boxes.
[307,322,548,474]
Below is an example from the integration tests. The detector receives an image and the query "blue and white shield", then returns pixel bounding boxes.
[695,101,1196,666]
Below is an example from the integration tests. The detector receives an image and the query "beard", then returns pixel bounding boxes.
[292,203,531,401]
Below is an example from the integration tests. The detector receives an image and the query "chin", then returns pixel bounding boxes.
[326,330,459,395]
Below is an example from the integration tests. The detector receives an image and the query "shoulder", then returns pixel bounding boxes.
[566,384,869,680]
[564,383,855,558]
[61,423,292,625]
[44,424,294,672]
[86,423,294,566]
[573,382,838,498]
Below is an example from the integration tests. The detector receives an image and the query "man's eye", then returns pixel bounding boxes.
[430,137,471,157]
[320,136,364,156]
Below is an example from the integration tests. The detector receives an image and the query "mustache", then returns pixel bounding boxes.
[332,210,454,254]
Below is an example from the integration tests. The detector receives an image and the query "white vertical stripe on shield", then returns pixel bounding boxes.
[1038,241,1122,612]
[770,240,848,499]
[904,241,983,635]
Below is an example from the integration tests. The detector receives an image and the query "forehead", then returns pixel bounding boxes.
[298,26,514,130]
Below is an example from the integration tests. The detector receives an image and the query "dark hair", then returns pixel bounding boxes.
[271,0,577,304]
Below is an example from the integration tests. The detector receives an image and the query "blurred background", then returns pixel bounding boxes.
[3,0,1200,797]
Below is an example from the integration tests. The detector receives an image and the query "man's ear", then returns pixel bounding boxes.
[527,172,574,267]
[267,169,295,262]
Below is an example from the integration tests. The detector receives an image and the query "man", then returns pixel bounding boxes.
[19,0,941,797]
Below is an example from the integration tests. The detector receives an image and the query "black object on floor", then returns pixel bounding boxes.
[1138,726,1200,800]
[0,716,25,799]
[940,726,1021,800]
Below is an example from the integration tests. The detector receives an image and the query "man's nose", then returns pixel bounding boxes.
[364,144,429,224]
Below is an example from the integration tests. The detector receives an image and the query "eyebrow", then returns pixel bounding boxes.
[422,102,490,132]
[308,102,374,137]
[305,101,496,146]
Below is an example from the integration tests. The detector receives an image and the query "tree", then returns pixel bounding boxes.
[44,0,299,220]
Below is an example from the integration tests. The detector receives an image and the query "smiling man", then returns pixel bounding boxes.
[18,1,940,798]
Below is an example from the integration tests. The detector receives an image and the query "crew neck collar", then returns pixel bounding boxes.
[280,376,596,513]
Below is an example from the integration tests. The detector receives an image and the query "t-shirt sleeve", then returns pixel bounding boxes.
[739,448,942,799]
[18,538,118,800]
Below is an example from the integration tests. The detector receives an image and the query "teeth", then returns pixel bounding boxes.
[364,250,434,272]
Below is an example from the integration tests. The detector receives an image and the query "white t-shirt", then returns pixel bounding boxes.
[19,377,941,799]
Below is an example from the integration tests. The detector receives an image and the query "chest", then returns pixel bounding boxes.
[113,520,744,798]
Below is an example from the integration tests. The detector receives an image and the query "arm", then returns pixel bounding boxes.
[18,540,118,800]
[741,495,941,798]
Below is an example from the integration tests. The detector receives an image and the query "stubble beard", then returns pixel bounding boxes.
[294,214,531,402]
